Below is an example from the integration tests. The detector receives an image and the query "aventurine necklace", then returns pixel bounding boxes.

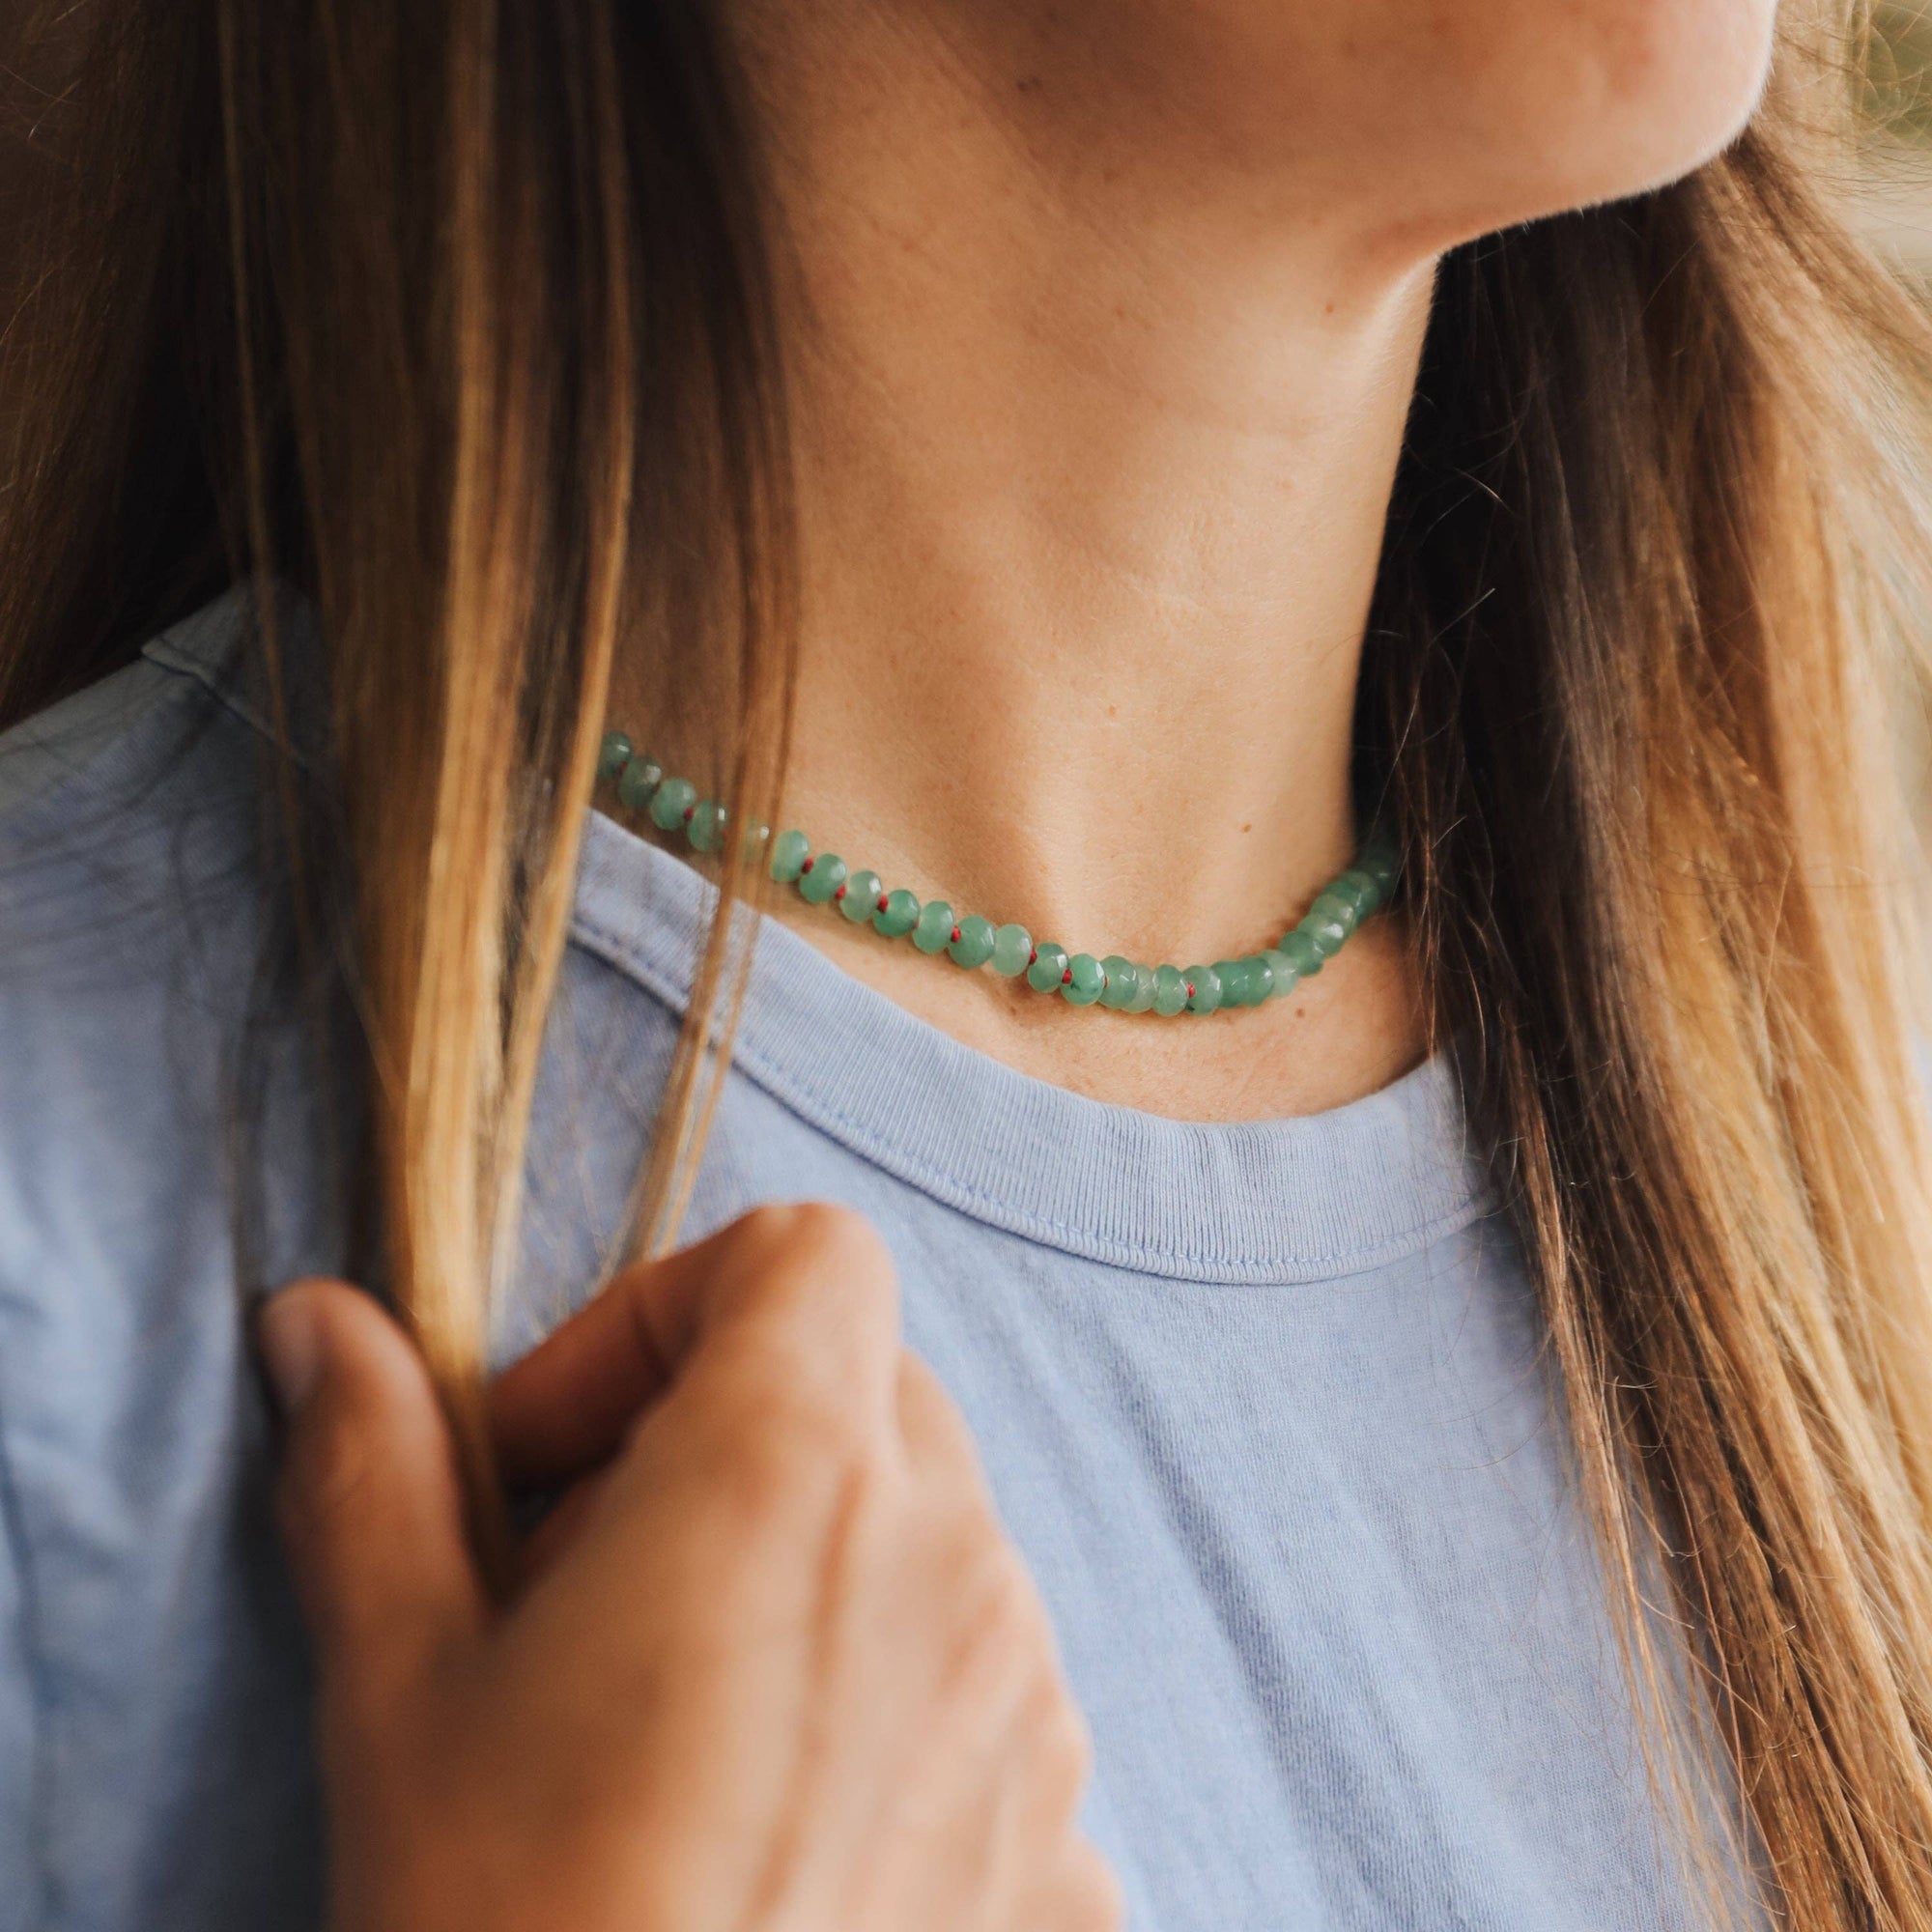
[597,731,1397,1016]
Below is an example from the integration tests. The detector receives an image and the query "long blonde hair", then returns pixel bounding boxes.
[7,1,1932,1920]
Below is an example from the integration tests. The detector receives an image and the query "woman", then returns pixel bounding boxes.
[256,1214,1116,1932]
[5,0,1932,1926]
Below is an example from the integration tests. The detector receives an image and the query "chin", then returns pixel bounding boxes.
[1154,0,1784,261]
[1533,0,1778,192]
[1389,0,1782,242]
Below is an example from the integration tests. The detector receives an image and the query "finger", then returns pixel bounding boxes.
[488,1246,701,1488]
[513,1468,613,1586]
[1019,1837,1124,1932]
[492,1203,900,1490]
[894,1352,988,1482]
[1004,1678,1096,1860]
[261,1279,485,1708]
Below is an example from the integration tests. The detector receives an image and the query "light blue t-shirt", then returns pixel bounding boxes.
[0,590,1719,1930]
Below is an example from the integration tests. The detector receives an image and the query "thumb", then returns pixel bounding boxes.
[258,1279,485,1713]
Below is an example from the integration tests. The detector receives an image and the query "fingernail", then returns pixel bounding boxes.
[254,1292,324,1416]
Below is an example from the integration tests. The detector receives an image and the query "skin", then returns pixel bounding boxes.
[263,1208,1118,1932]
[281,4,1781,1925]
[682,0,1778,1121]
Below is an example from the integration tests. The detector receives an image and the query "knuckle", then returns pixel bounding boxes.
[760,1382,879,1483]
[1065,1847,1126,1932]
[896,1355,985,1475]
[948,1529,1051,1681]
[711,1207,902,1422]
[782,1199,891,1271]
[707,1421,806,1539]
[711,1325,889,1467]
[722,1200,811,1262]
[692,1371,887,1537]
[1033,1690,1095,1810]
[729,1202,898,1323]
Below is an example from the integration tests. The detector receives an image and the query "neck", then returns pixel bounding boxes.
[689,2,1436,1117]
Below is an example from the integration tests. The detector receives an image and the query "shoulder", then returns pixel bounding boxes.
[0,582,299,877]
[0,585,339,1283]
[0,584,325,964]
[0,593,336,1928]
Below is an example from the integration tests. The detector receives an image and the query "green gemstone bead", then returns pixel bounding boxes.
[1153,964,1189,1016]
[1309,891,1358,935]
[769,829,810,883]
[1327,874,1372,915]
[648,775,696,830]
[1125,961,1158,1014]
[618,754,664,810]
[597,731,632,780]
[1280,930,1323,978]
[1237,953,1275,1005]
[1261,948,1297,999]
[839,868,883,922]
[1185,965,1222,1013]
[1213,958,1250,1007]
[1099,954,1137,1010]
[1304,914,1349,957]
[949,914,996,969]
[913,899,955,954]
[1028,942,1069,993]
[992,923,1033,977]
[873,888,921,938]
[1063,952,1105,1007]
[687,800,727,852]
[798,852,847,905]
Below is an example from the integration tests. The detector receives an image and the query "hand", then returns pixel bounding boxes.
[260,1203,1121,1932]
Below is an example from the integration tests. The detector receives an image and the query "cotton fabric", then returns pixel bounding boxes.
[0,592,1717,1930]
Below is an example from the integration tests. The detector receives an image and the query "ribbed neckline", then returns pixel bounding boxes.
[125,588,1492,1285]
[572,812,1492,1285]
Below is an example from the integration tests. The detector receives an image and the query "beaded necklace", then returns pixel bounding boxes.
[597,730,1396,1016]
